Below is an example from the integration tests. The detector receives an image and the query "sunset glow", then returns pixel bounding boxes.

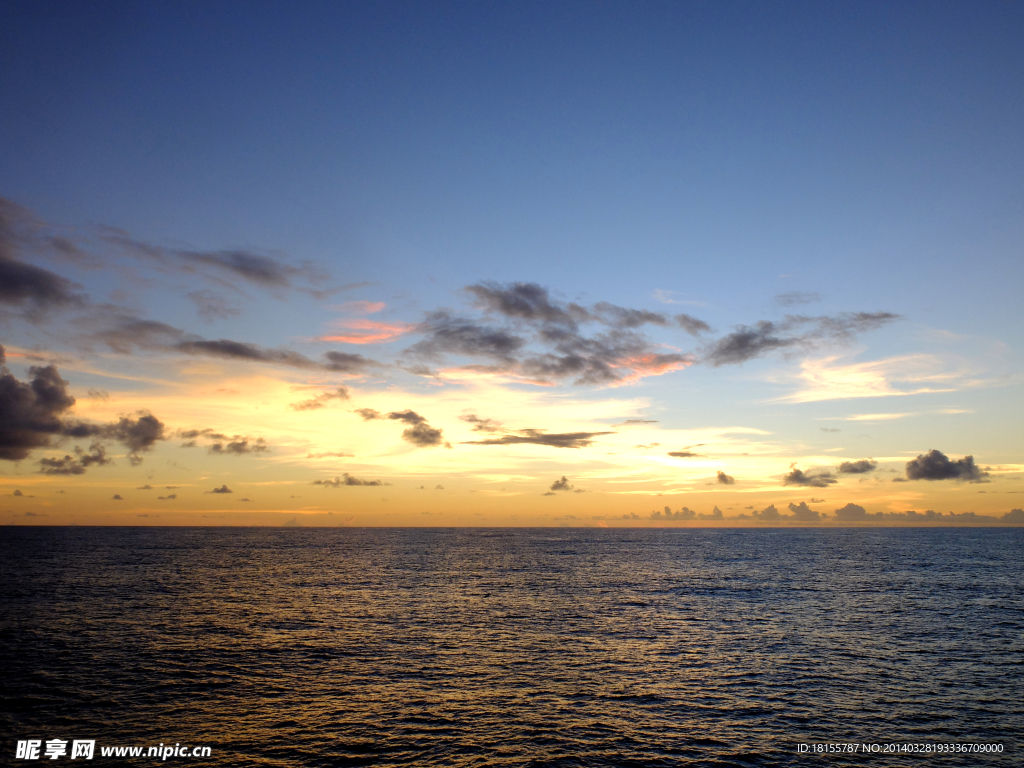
[1,3,1021,529]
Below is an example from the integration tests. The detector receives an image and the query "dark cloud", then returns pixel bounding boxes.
[463,429,613,449]
[460,413,503,433]
[716,471,735,485]
[834,503,868,521]
[175,339,319,369]
[704,312,899,366]
[839,459,877,474]
[783,468,837,488]
[358,409,448,448]
[615,419,658,426]
[100,227,315,289]
[290,387,350,411]
[209,437,267,455]
[323,351,379,374]
[591,302,668,329]
[313,473,388,487]
[651,505,696,521]
[0,201,87,314]
[788,502,821,521]
[38,454,85,475]
[103,412,165,464]
[905,450,988,482]
[815,311,900,337]
[550,476,573,491]
[77,442,111,467]
[386,410,427,425]
[112,494,123,500]
[1004,509,1024,523]
[137,484,153,490]
[178,250,299,287]
[157,494,177,500]
[187,291,240,322]
[207,485,232,494]
[0,361,156,468]
[176,428,230,446]
[469,283,684,336]
[89,317,189,355]
[12,489,22,496]
[752,504,783,521]
[705,321,800,366]
[668,451,701,458]
[775,292,821,306]
[89,316,382,374]
[820,427,841,433]
[675,313,711,335]
[518,330,691,386]
[409,284,694,386]
[0,258,84,314]
[406,311,525,363]
[0,363,76,460]
[400,422,449,448]
[467,282,585,327]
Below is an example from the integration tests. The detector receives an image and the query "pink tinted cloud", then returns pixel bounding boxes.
[608,355,692,387]
[319,319,414,344]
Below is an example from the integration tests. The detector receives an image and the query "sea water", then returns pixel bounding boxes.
[1,526,1020,766]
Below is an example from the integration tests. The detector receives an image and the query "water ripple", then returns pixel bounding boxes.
[1,527,1020,766]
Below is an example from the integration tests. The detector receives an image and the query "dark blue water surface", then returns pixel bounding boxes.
[1,526,1021,767]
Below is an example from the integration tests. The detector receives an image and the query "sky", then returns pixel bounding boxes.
[2,0,1022,527]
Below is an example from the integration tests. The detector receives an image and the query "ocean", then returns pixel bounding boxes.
[1,526,1020,766]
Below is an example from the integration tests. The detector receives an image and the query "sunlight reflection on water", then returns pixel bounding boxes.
[1,526,1021,766]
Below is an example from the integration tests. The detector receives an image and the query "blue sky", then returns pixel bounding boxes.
[2,1,1022,525]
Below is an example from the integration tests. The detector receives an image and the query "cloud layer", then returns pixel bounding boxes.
[904,450,988,482]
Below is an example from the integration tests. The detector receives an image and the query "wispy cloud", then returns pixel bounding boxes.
[289,387,350,411]
[775,291,821,307]
[187,291,241,322]
[772,354,961,403]
[319,319,415,344]
[704,313,898,367]
[332,300,386,314]
[652,290,707,307]
[842,412,917,421]
[98,228,322,290]
[313,473,388,487]
[463,429,613,449]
